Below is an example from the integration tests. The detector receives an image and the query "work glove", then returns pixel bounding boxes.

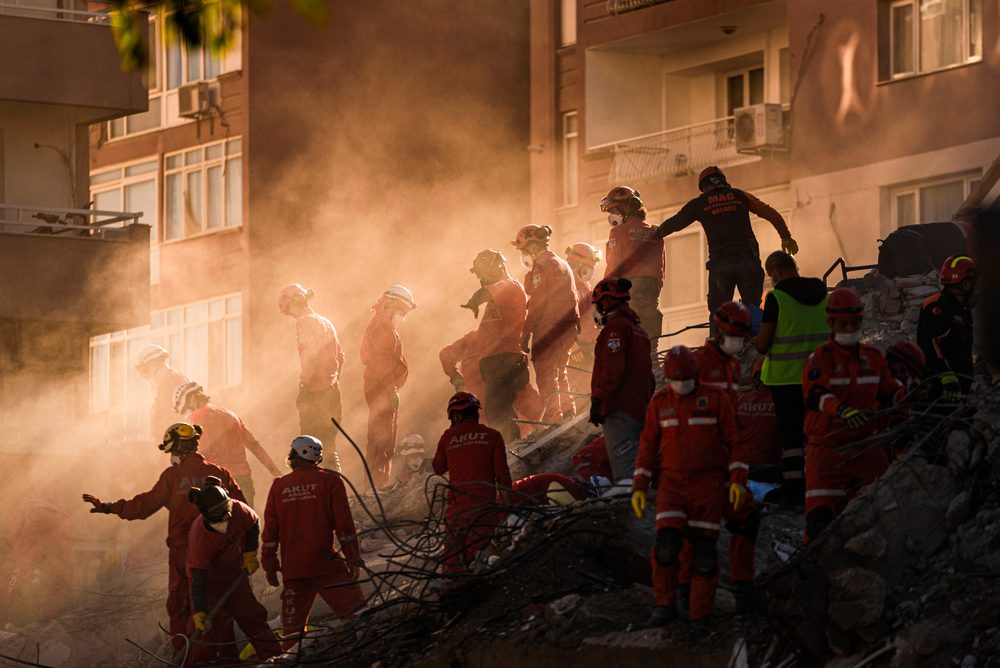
[588,398,605,426]
[449,373,465,391]
[940,371,962,402]
[242,551,260,575]
[729,483,750,512]
[388,389,400,410]
[836,404,870,429]
[460,287,491,319]
[265,570,280,587]
[631,491,646,519]
[781,237,799,255]
[521,334,531,354]
[347,560,363,581]
[82,494,112,514]
[192,611,212,633]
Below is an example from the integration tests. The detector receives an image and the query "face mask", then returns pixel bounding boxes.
[209,520,229,534]
[720,336,744,355]
[669,379,696,396]
[579,266,595,282]
[608,213,623,227]
[834,330,863,346]
[520,252,534,270]
[593,311,606,328]
[170,454,181,466]
[391,313,406,329]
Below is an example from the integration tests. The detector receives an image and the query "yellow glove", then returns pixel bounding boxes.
[192,611,212,632]
[781,237,799,255]
[242,551,260,575]
[729,483,749,511]
[631,491,646,519]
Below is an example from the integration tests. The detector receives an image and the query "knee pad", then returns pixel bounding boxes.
[691,538,718,577]
[805,506,835,543]
[725,510,761,543]
[654,528,683,566]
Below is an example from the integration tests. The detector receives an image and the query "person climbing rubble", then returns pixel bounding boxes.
[588,278,655,482]
[565,242,602,390]
[361,285,415,488]
[81,423,245,651]
[261,435,366,649]
[802,287,901,543]
[278,283,346,454]
[600,187,665,342]
[439,329,487,407]
[387,434,432,488]
[631,345,747,626]
[917,255,976,397]
[513,225,581,423]
[431,392,512,573]
[174,381,283,506]
[135,344,190,437]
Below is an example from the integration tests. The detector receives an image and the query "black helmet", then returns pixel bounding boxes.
[188,476,232,522]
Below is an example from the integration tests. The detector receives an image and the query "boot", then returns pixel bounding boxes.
[733,581,755,615]
[676,584,691,619]
[648,605,677,627]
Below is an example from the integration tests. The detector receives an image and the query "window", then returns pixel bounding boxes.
[890,172,978,227]
[89,326,152,441]
[562,112,578,207]
[149,293,243,390]
[662,229,706,309]
[90,159,160,284]
[560,0,576,47]
[889,0,982,78]
[164,137,243,240]
[725,66,765,117]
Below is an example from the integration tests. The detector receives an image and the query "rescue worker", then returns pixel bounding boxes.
[588,278,655,481]
[82,423,245,650]
[278,283,346,453]
[736,358,781,473]
[600,187,665,341]
[802,288,900,543]
[755,251,829,505]
[186,479,280,665]
[439,329,487,407]
[135,344,189,437]
[461,249,542,442]
[631,346,748,625]
[565,242,602,389]
[572,436,614,483]
[361,285,415,488]
[917,255,976,397]
[656,166,799,321]
[261,436,366,649]
[174,381,283,506]
[431,392,513,572]
[387,434,432,488]
[513,225,581,422]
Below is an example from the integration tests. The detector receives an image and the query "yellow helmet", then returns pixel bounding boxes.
[160,422,203,453]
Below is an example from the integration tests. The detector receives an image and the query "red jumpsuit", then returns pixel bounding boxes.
[633,385,745,619]
[572,436,614,481]
[261,464,365,647]
[591,305,654,422]
[524,250,580,421]
[439,330,487,408]
[295,311,345,451]
[360,309,408,487]
[432,421,512,572]
[186,500,280,665]
[604,218,665,339]
[736,388,780,467]
[105,454,244,649]
[510,473,587,506]
[152,366,189,436]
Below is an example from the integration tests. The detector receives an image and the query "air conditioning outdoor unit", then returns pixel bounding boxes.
[733,103,785,151]
[177,81,212,119]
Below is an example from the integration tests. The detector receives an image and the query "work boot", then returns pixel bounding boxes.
[648,605,677,627]
[733,581,756,615]
[676,584,691,619]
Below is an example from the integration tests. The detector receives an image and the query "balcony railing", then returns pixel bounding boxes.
[0,0,110,23]
[605,116,764,186]
[0,203,142,239]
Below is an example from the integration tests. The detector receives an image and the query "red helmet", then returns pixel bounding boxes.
[591,277,631,304]
[826,287,863,321]
[278,283,314,315]
[886,340,926,376]
[940,255,976,285]
[565,242,601,267]
[698,165,726,191]
[600,186,642,213]
[663,345,698,380]
[512,224,552,250]
[447,392,481,414]
[714,301,752,336]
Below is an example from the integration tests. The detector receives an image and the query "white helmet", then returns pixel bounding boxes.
[291,435,323,462]
[397,434,426,458]
[173,381,203,414]
[136,344,169,370]
[383,285,417,311]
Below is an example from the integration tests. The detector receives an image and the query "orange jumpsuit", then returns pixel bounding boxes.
[360,309,408,487]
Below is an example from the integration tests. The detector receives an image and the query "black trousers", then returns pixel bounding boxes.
[706,247,764,330]
[767,383,806,497]
[479,352,530,444]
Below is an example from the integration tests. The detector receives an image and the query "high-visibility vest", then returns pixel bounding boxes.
[761,289,830,386]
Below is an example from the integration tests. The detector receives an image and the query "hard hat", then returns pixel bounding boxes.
[511,224,552,250]
[383,285,417,311]
[940,255,976,285]
[172,381,203,414]
[565,242,601,267]
[698,165,726,191]
[591,277,632,304]
[826,287,864,321]
[886,340,926,376]
[663,345,698,380]
[290,435,323,462]
[160,422,203,453]
[135,344,169,370]
[546,481,575,506]
[187,476,232,521]
[470,249,507,275]
[278,283,314,315]
[714,301,752,336]
[397,434,426,458]
[447,391,481,415]
[600,186,642,213]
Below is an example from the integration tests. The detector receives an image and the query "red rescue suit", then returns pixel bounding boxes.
[633,385,745,619]
[261,464,365,647]
[440,330,487,407]
[591,305,654,422]
[295,311,346,451]
[152,366,189,436]
[572,436,614,481]
[510,473,587,506]
[736,388,780,467]
[524,250,580,421]
[604,219,665,285]
[361,309,409,487]
[432,421,512,572]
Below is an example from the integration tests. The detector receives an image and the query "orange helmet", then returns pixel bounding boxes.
[886,340,926,376]
[940,255,976,285]
[714,301,752,336]
[447,392,481,415]
[826,287,863,321]
[600,186,642,213]
[591,277,631,304]
[565,242,601,267]
[663,345,698,380]
[512,225,552,250]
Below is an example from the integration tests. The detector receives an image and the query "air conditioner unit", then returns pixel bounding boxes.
[733,103,785,151]
[177,81,211,119]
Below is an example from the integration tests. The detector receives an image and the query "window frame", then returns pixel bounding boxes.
[561,111,579,208]
[887,0,982,81]
[163,137,243,242]
[150,292,243,390]
[560,0,577,47]
[889,171,979,229]
[89,157,161,284]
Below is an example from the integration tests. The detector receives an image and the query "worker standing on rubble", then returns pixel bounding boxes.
[566,242,602,384]
[600,187,665,342]
[439,329,487,407]
[656,166,799,322]
[917,255,976,397]
[261,436,366,649]
[802,288,900,543]
[81,423,245,650]
[462,249,542,442]
[175,381,283,506]
[432,392,513,572]
[631,346,748,625]
[588,278,655,482]
[278,283,346,453]
[361,285,415,488]
[185,478,281,664]
[755,251,829,505]
[514,225,581,423]
[135,344,189,436]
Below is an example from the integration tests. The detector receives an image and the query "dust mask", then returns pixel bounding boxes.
[170,454,181,466]
[391,313,406,329]
[593,311,606,328]
[579,266,595,282]
[834,331,863,346]
[209,520,229,533]
[520,253,533,270]
[720,336,744,355]
[608,213,623,227]
[669,379,696,396]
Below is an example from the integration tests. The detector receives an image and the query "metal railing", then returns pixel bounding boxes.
[0,0,111,24]
[606,116,764,185]
[0,203,142,239]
